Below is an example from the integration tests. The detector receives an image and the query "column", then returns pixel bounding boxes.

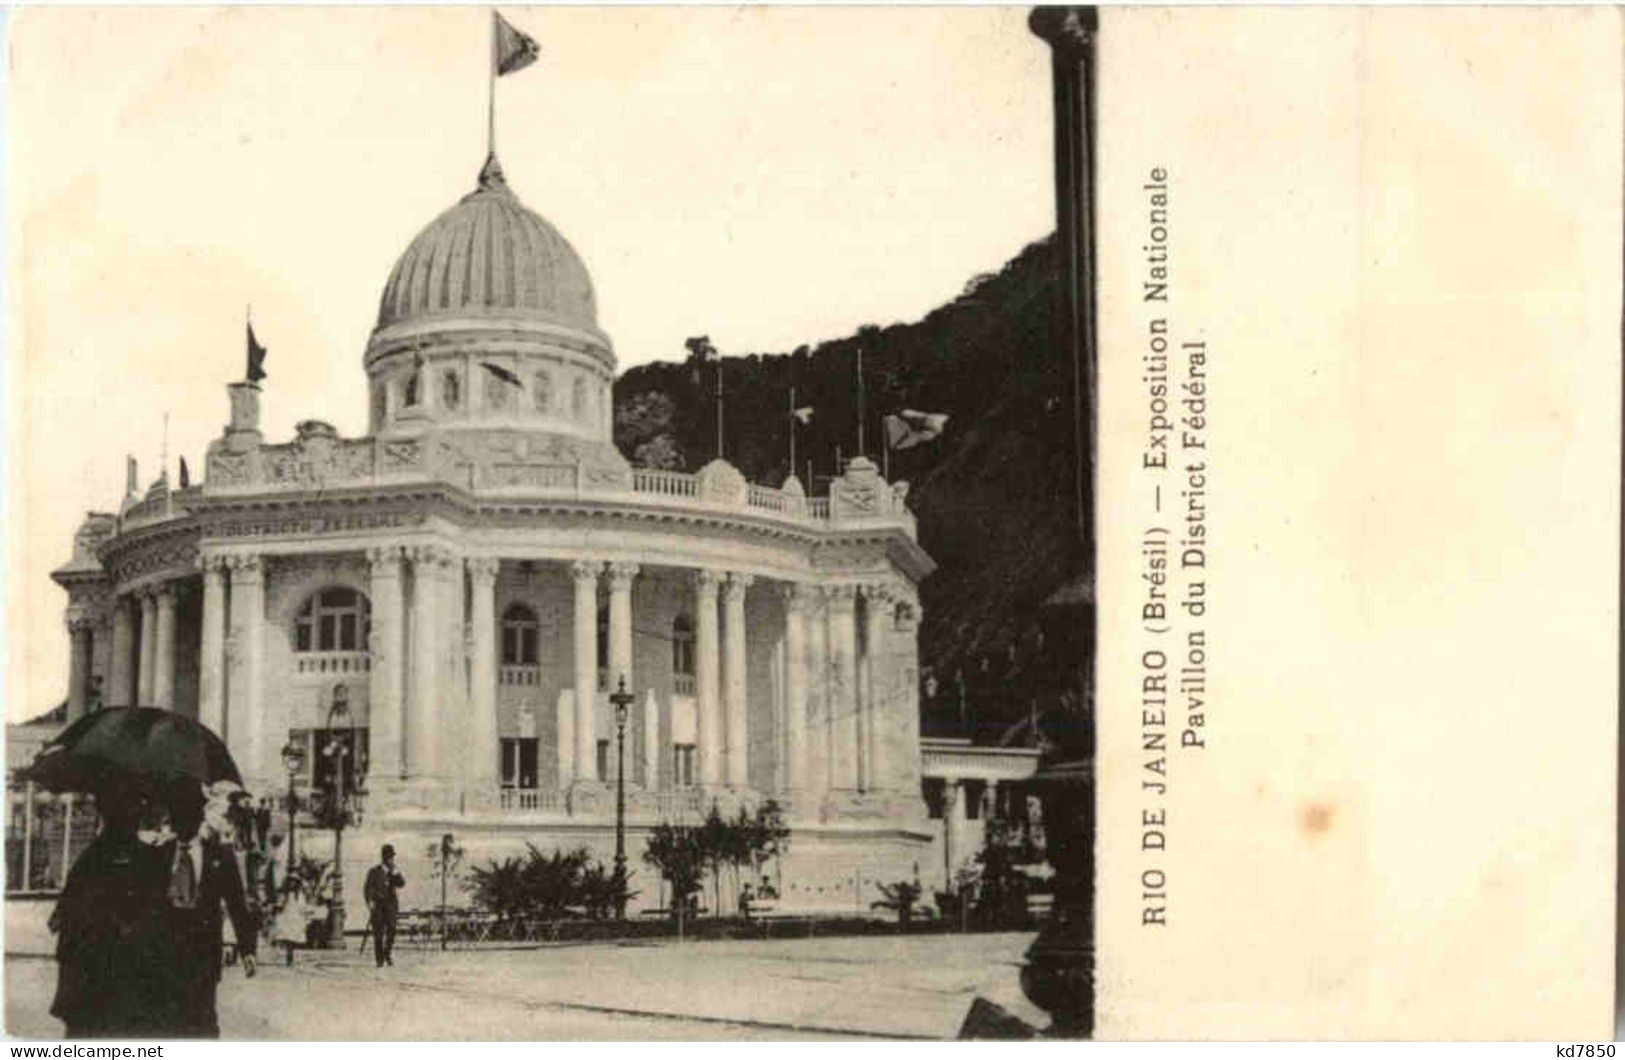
[571,560,601,783]
[942,779,963,886]
[827,585,859,791]
[780,584,808,794]
[861,583,890,793]
[226,556,264,778]
[197,558,227,734]
[467,557,500,785]
[694,570,723,786]
[894,586,924,799]
[109,597,135,708]
[722,572,752,789]
[65,615,92,722]
[153,585,178,709]
[408,546,445,778]
[367,546,407,779]
[137,591,157,705]
[606,562,639,694]
[804,588,829,799]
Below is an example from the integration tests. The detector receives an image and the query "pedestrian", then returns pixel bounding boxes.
[254,797,273,852]
[738,881,754,920]
[270,880,310,966]
[48,780,170,1038]
[153,782,258,1038]
[363,843,405,968]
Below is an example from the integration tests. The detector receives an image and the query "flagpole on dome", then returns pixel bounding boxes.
[788,387,796,480]
[487,8,497,159]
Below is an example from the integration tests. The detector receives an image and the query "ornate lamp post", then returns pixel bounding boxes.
[279,738,305,865]
[321,683,357,948]
[608,675,635,921]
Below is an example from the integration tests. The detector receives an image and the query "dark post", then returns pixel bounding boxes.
[1023,5,1099,1039]
[609,675,635,921]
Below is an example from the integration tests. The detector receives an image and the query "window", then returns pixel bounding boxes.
[596,601,609,688]
[485,369,512,410]
[441,368,461,410]
[501,737,539,789]
[672,615,695,694]
[371,386,387,426]
[922,777,946,820]
[595,739,609,783]
[533,370,552,413]
[501,604,539,666]
[293,588,371,653]
[572,378,586,421]
[673,744,696,787]
[403,371,420,408]
[964,780,986,821]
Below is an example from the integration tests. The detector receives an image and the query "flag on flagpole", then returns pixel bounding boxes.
[884,409,949,451]
[481,362,522,387]
[494,11,539,76]
[178,456,191,489]
[246,323,268,383]
[792,406,815,425]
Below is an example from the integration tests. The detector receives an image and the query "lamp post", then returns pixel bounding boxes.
[280,739,305,866]
[322,684,353,948]
[608,675,635,921]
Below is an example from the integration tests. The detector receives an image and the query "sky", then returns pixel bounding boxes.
[4,6,1053,721]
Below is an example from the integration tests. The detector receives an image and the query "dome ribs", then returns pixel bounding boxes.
[369,166,598,334]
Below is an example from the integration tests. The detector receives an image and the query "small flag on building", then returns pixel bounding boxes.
[482,362,522,387]
[494,11,539,76]
[884,409,950,451]
[178,457,190,489]
[246,323,268,383]
[792,406,815,425]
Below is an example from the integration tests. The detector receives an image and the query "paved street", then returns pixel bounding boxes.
[5,903,1043,1040]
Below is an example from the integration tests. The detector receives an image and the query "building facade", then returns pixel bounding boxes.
[47,153,935,914]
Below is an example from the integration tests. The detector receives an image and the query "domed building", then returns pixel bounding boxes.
[49,151,935,916]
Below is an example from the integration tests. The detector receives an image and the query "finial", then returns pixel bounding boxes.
[477,152,510,194]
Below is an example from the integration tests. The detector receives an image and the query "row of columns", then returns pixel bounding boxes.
[84,548,918,805]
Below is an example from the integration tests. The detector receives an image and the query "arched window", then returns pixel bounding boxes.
[403,371,420,408]
[294,587,371,653]
[485,369,512,410]
[533,370,552,414]
[572,378,587,421]
[502,603,539,666]
[441,368,461,410]
[596,601,609,688]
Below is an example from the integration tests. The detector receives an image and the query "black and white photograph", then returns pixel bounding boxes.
[5,5,1094,1041]
[4,3,1621,1045]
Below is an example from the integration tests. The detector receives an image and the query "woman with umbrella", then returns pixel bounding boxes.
[25,708,258,1039]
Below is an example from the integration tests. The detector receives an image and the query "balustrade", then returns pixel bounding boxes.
[499,664,541,687]
[294,652,372,676]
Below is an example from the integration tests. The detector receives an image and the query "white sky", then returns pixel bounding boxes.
[5,6,1053,721]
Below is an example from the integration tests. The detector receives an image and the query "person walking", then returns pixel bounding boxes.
[363,844,405,968]
[153,782,258,1038]
[48,781,170,1038]
[269,880,310,966]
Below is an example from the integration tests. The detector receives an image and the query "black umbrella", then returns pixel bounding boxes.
[20,708,241,795]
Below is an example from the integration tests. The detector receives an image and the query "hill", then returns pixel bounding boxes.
[612,235,1075,735]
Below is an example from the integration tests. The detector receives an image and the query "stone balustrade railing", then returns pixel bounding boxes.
[182,434,918,536]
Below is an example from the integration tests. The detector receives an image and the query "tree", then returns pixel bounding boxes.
[642,822,706,920]
[699,804,730,916]
[466,854,530,928]
[521,844,591,920]
[872,879,924,925]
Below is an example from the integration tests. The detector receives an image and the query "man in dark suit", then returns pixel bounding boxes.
[364,844,405,967]
[156,784,257,1038]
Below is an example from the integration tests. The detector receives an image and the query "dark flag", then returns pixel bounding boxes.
[246,323,268,383]
[494,12,539,76]
[482,362,522,387]
[178,457,190,489]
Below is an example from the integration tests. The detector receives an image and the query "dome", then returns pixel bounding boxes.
[375,154,597,333]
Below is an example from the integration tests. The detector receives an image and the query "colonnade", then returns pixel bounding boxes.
[80,546,919,808]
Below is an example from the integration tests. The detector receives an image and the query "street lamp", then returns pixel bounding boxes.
[322,683,354,948]
[279,738,305,866]
[608,675,635,921]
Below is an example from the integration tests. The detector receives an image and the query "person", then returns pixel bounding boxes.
[758,874,778,900]
[363,844,405,968]
[153,782,258,1038]
[49,781,170,1038]
[254,798,273,851]
[269,881,310,966]
[738,881,754,920]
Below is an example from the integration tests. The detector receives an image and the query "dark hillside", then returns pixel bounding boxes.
[613,236,1073,735]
